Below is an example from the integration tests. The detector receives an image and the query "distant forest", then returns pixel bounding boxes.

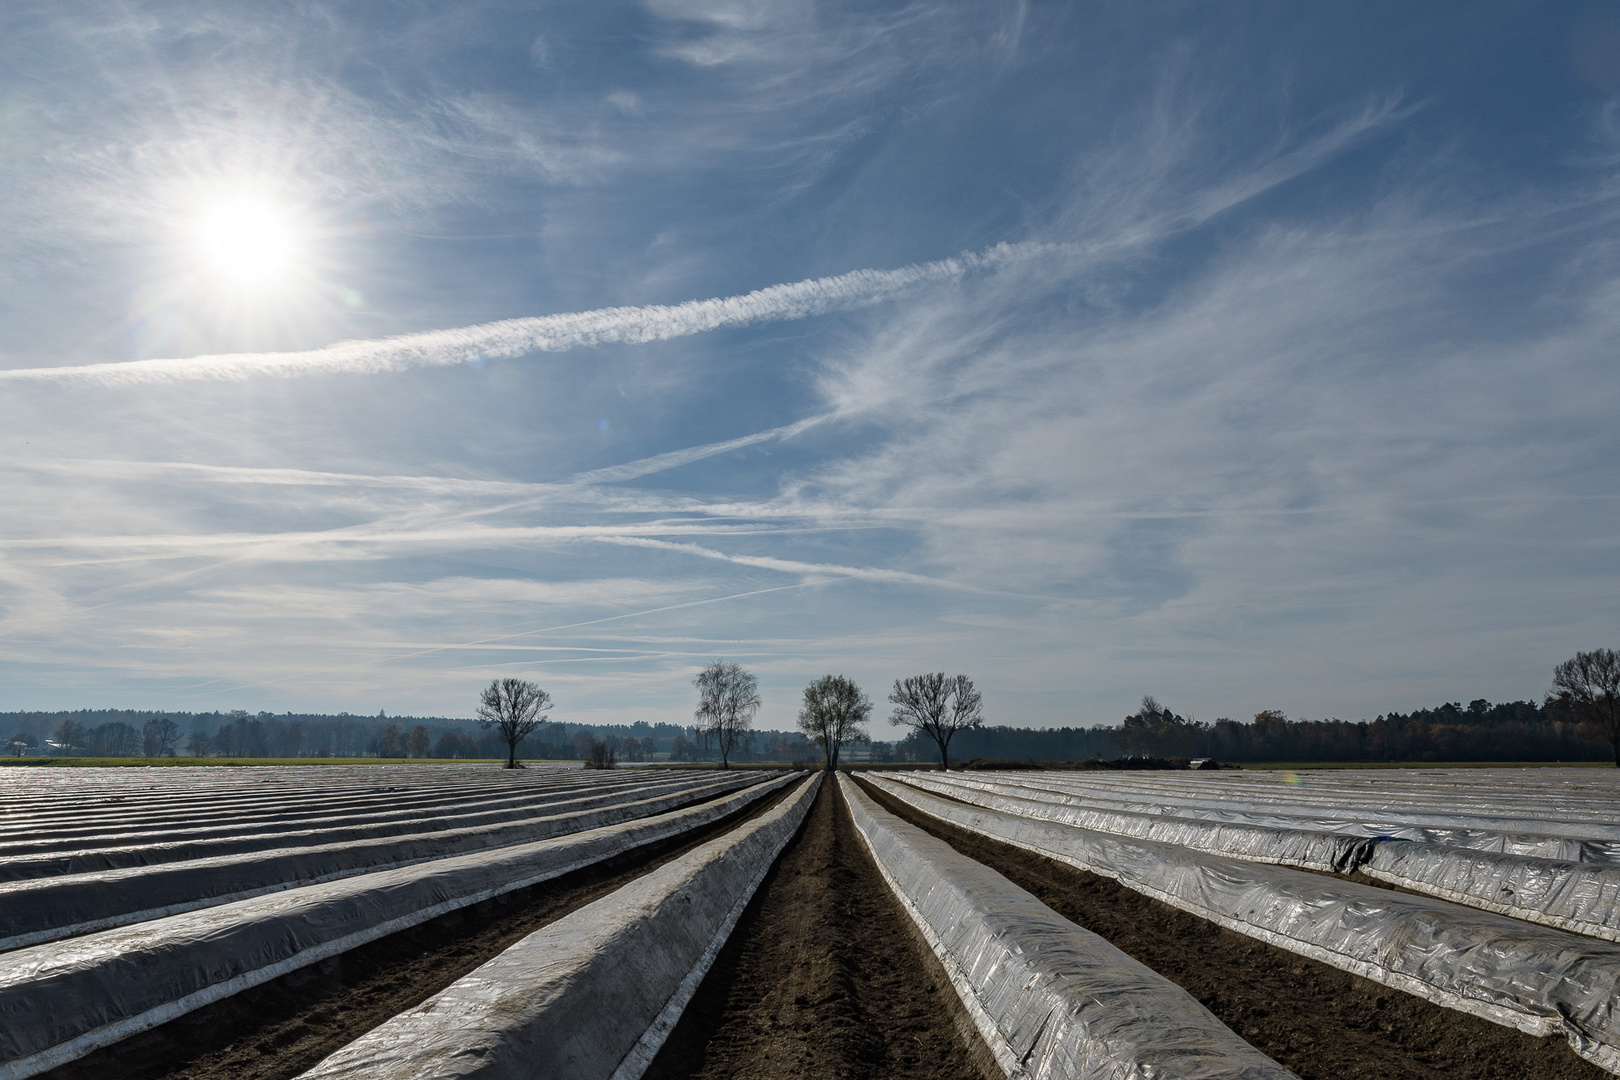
[2,696,1609,764]
[893,698,1609,764]
[0,709,820,763]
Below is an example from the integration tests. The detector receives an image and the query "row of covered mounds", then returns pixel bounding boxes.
[0,765,664,862]
[0,763,562,835]
[898,770,1620,942]
[0,772,705,879]
[0,772,765,951]
[839,774,1301,1080]
[962,768,1620,857]
[897,771,1377,873]
[871,773,1620,1075]
[293,774,822,1080]
[0,771,796,1080]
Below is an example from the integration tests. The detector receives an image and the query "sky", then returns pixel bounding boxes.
[2,2,1618,733]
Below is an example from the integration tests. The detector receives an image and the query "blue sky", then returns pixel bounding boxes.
[2,1,1618,732]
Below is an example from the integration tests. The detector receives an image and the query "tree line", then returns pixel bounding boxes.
[478,663,987,771]
[893,699,1608,765]
[10,648,1614,766]
[1,709,800,762]
[893,649,1620,766]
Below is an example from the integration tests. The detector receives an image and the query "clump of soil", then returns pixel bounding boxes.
[645,779,998,1080]
[856,775,1607,1080]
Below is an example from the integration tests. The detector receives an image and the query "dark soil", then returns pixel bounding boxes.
[644,777,998,1080]
[41,779,802,1080]
[856,775,1607,1080]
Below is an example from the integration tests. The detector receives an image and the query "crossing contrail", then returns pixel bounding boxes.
[0,242,1046,387]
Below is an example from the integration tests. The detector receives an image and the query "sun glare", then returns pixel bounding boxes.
[192,196,301,288]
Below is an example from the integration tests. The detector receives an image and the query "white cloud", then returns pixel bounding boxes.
[0,243,1042,385]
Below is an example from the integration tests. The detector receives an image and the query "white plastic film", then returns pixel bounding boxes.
[0,771,800,1080]
[894,772,1374,873]
[295,774,822,1080]
[935,770,1620,857]
[0,773,764,949]
[865,773,1620,1076]
[896,772,1620,942]
[840,775,1299,1080]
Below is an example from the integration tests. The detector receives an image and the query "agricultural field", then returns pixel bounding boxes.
[2,764,1618,1079]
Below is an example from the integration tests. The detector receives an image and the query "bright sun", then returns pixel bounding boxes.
[191,196,301,288]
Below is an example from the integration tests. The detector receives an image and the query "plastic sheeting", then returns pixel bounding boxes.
[895,773,1620,942]
[865,774,1620,1075]
[1364,840,1620,943]
[0,771,699,864]
[893,772,1374,873]
[953,771,1620,855]
[0,773,767,950]
[961,768,1620,831]
[977,765,1620,813]
[840,775,1297,1080]
[0,771,801,1080]
[916,772,1620,862]
[294,774,822,1080]
[0,775,681,854]
[0,764,611,843]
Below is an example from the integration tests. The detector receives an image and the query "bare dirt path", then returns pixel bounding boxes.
[644,776,998,1080]
[41,777,801,1080]
[856,773,1607,1080]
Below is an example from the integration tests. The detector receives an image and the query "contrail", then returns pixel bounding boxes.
[0,242,1046,387]
[0,108,1402,389]
[566,415,829,485]
[39,414,830,491]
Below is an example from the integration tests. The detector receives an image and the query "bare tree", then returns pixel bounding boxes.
[376,724,403,758]
[693,660,760,770]
[407,724,431,759]
[584,737,619,769]
[889,673,984,771]
[142,716,179,758]
[1547,649,1620,766]
[797,674,871,771]
[54,718,85,757]
[477,678,554,768]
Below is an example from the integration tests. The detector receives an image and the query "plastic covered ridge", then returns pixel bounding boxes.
[896,773,1620,943]
[865,774,1620,1075]
[839,775,1298,1080]
[1363,840,1620,943]
[0,772,711,868]
[930,771,1620,860]
[295,773,822,1080]
[0,765,646,848]
[893,772,1375,873]
[0,773,763,950]
[0,771,798,1080]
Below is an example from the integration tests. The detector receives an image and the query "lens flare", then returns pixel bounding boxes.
[192,197,300,288]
